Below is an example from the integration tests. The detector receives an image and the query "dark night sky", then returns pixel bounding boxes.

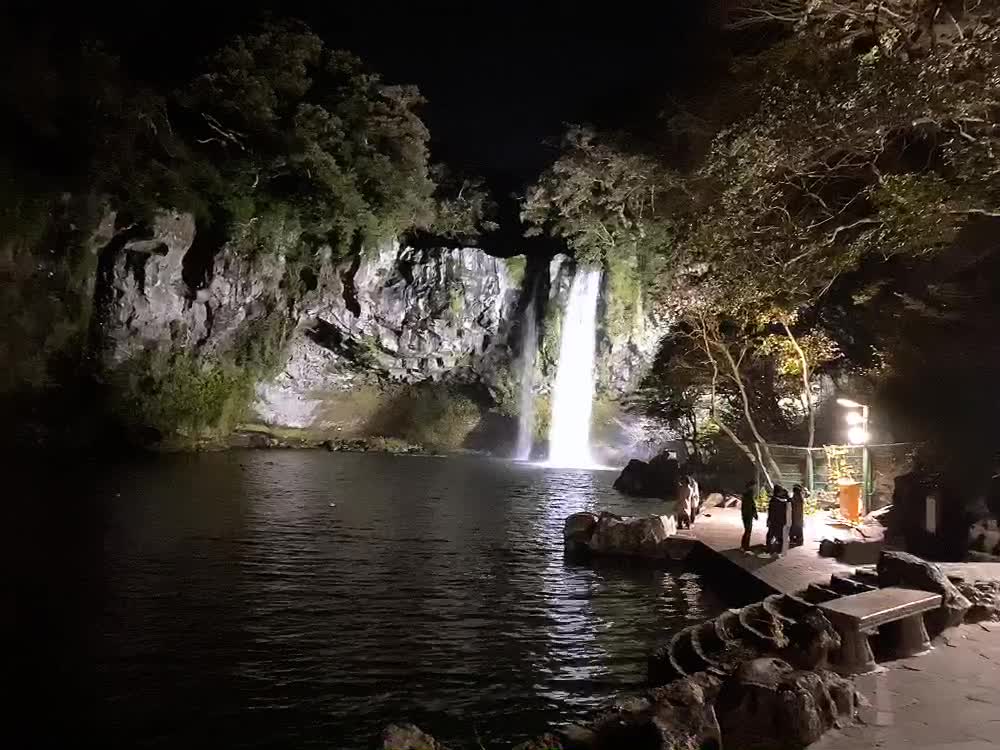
[6,0,727,188]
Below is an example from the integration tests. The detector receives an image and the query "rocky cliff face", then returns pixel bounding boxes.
[257,242,518,429]
[91,210,664,441]
[95,210,520,433]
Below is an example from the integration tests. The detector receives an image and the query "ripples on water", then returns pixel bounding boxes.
[16,451,723,749]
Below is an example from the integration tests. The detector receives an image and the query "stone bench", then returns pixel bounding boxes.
[818,586,942,674]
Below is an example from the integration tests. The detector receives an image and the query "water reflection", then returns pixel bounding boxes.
[19,452,723,750]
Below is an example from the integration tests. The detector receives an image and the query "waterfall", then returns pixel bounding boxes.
[547,266,602,467]
[513,293,538,460]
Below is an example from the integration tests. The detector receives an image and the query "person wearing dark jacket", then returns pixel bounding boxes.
[766,484,791,554]
[740,480,758,551]
[789,484,806,547]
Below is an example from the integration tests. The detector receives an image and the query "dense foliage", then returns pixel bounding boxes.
[522,128,679,342]
[181,22,436,253]
[522,128,680,265]
[367,384,482,452]
[528,0,1000,481]
[0,18,480,446]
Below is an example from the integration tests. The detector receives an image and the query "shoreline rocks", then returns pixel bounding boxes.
[382,656,860,750]
[648,593,841,686]
[382,523,999,750]
[612,453,682,499]
[564,511,690,560]
[716,658,859,750]
[381,724,445,750]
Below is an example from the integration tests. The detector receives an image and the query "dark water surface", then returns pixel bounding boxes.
[14,451,722,749]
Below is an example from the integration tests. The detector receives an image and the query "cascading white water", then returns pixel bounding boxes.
[547,267,602,467]
[513,295,538,460]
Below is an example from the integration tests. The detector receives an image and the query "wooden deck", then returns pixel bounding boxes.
[676,506,855,597]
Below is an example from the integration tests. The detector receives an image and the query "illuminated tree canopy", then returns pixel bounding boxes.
[528,0,1000,474]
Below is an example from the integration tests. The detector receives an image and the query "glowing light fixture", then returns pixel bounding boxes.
[838,396,872,511]
[847,426,869,445]
[836,397,864,408]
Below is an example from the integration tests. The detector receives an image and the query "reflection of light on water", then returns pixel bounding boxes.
[531,460,618,472]
[678,571,707,612]
[529,467,610,706]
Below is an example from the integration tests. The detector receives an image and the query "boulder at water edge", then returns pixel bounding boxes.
[588,512,678,557]
[565,672,722,750]
[715,658,859,750]
[380,724,445,750]
[876,550,971,634]
[612,453,682,499]
[564,512,599,556]
[613,459,657,497]
[511,733,564,750]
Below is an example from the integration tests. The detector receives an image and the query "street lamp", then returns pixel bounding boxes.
[837,397,870,512]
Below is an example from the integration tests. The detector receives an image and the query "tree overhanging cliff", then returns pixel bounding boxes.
[522,0,1000,482]
[1,19,505,449]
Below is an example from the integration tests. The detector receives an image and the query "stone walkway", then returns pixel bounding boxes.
[813,622,1000,749]
[678,506,855,596]
[675,507,1000,749]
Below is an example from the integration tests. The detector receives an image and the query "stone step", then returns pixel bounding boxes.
[801,583,842,604]
[829,572,877,596]
[691,620,727,666]
[762,593,800,624]
[715,609,748,642]
[851,567,880,587]
[669,626,711,676]
[738,602,789,649]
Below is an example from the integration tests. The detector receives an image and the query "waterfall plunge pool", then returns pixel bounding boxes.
[16,451,723,749]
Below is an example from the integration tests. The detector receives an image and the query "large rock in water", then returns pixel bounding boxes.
[589,512,678,557]
[613,453,682,499]
[564,512,598,555]
[380,724,445,750]
[613,459,654,496]
[715,658,859,750]
[876,550,971,634]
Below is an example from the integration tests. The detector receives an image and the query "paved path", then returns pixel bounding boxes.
[678,506,855,596]
[813,622,1000,749]
[940,562,1000,583]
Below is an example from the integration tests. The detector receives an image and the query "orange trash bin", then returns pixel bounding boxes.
[838,480,862,522]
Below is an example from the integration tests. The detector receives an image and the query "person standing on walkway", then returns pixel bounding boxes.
[766,484,791,554]
[740,480,758,551]
[789,484,806,547]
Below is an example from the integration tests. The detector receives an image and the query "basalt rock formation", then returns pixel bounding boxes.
[39,209,665,449]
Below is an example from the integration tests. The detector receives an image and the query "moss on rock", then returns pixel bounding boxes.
[365,383,483,452]
[110,351,255,448]
[504,255,527,287]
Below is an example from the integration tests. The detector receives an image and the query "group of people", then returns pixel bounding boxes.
[740,480,807,555]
